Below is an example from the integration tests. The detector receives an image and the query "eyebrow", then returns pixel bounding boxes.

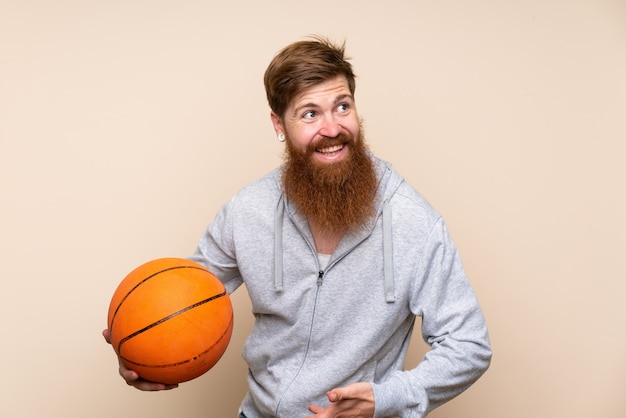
[293,93,354,116]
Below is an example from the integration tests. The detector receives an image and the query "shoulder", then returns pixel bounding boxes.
[372,155,441,223]
[221,168,283,219]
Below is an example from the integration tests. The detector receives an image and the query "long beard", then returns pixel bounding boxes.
[282,128,378,233]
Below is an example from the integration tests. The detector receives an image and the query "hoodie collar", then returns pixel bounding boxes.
[273,155,404,302]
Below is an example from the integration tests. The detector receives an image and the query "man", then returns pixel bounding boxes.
[104,36,491,417]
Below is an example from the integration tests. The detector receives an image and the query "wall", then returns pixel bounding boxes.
[1,1,624,417]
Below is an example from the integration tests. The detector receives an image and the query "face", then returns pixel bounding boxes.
[276,76,377,233]
[271,76,360,165]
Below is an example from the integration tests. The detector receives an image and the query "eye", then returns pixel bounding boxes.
[302,110,317,120]
[337,103,350,112]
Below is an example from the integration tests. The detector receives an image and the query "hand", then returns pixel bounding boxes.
[102,329,178,391]
[306,382,374,418]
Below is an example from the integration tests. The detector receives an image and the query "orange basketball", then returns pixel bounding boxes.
[107,258,233,384]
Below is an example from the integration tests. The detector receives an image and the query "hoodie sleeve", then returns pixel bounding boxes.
[189,197,244,295]
[371,217,492,417]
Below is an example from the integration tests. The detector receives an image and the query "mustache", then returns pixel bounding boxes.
[307,132,354,153]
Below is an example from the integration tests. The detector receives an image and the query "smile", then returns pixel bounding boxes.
[316,144,344,154]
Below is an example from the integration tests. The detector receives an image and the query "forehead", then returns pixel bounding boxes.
[290,76,353,112]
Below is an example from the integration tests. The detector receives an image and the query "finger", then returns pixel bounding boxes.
[328,382,373,403]
[132,380,179,391]
[308,404,324,414]
[106,334,177,391]
[119,362,139,382]
[327,389,341,402]
[120,366,178,391]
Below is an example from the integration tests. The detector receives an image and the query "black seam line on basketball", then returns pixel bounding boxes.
[109,265,210,335]
[116,289,228,353]
[119,312,234,369]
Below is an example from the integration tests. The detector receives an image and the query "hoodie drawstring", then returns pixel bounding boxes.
[273,195,395,303]
[274,195,285,291]
[382,199,395,303]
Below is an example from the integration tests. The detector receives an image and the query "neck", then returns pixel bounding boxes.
[308,219,346,255]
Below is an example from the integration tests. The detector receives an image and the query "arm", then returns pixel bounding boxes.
[189,198,243,295]
[306,219,491,417]
[372,218,492,417]
[102,201,240,391]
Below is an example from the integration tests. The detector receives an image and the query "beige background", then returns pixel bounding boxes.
[1,1,625,417]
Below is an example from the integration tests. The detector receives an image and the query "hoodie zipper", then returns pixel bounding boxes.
[275,267,324,416]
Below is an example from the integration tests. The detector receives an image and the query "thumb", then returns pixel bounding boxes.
[327,382,373,403]
[102,328,112,344]
[327,389,342,403]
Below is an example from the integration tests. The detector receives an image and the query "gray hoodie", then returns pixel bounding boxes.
[190,155,491,418]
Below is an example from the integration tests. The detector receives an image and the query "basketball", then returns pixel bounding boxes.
[107,258,233,384]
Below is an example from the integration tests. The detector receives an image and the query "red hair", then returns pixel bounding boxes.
[264,36,356,117]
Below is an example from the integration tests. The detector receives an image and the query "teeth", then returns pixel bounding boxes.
[317,144,343,153]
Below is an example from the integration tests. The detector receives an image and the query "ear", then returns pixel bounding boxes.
[270,111,284,135]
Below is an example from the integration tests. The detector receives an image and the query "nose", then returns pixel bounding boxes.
[319,114,342,138]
